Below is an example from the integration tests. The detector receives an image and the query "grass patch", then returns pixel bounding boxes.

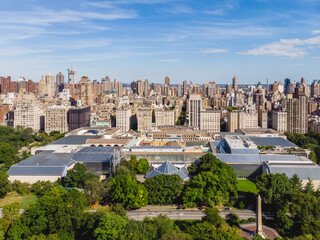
[237,179,258,194]
[0,191,37,209]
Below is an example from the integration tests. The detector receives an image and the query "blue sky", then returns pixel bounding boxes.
[0,0,319,84]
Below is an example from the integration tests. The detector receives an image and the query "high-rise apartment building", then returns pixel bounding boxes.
[79,76,93,106]
[177,83,182,97]
[45,105,69,133]
[0,76,11,94]
[137,108,152,132]
[183,80,187,95]
[239,107,258,129]
[286,94,308,133]
[200,110,220,132]
[227,110,239,132]
[272,110,287,133]
[165,76,170,86]
[189,94,202,127]
[56,72,64,93]
[258,108,268,128]
[144,79,149,97]
[17,77,26,93]
[137,79,144,96]
[68,66,77,84]
[116,107,132,132]
[39,72,55,98]
[155,110,175,126]
[311,81,319,98]
[14,103,44,131]
[232,76,237,91]
[67,106,91,131]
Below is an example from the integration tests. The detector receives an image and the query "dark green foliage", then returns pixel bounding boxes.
[11,180,30,195]
[63,162,98,189]
[160,231,193,240]
[109,174,148,209]
[0,143,17,166]
[0,202,20,237]
[144,174,183,205]
[94,214,128,240]
[114,166,135,177]
[256,173,293,211]
[285,132,320,164]
[273,209,293,236]
[136,158,149,174]
[120,156,149,174]
[202,207,223,227]
[83,178,106,205]
[7,187,86,239]
[30,181,56,197]
[226,213,240,227]
[182,154,238,207]
[0,171,10,198]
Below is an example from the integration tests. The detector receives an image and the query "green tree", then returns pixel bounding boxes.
[160,231,193,240]
[109,174,148,209]
[30,181,56,197]
[256,173,292,211]
[0,143,17,166]
[183,154,237,207]
[7,187,86,239]
[0,172,10,198]
[226,213,240,227]
[83,178,105,205]
[11,180,30,195]
[94,214,128,240]
[114,166,134,177]
[63,163,98,188]
[290,174,302,193]
[203,207,223,227]
[304,179,314,194]
[144,174,183,205]
[136,158,149,174]
[273,209,293,236]
[0,202,20,236]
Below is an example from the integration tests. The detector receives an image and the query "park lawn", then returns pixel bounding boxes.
[237,179,258,194]
[0,191,37,209]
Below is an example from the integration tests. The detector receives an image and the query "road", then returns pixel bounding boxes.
[127,209,273,221]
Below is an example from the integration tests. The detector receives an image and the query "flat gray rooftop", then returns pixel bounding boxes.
[248,137,297,148]
[49,135,101,145]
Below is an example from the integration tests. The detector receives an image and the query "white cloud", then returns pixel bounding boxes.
[88,0,173,7]
[241,35,320,58]
[0,48,52,57]
[0,8,136,26]
[204,9,225,16]
[200,49,227,53]
[164,5,193,14]
[312,30,320,34]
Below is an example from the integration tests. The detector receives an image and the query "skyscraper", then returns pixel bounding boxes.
[144,79,149,97]
[67,66,77,84]
[232,76,237,91]
[56,72,64,93]
[165,76,170,86]
[183,80,187,95]
[189,94,202,127]
[286,94,307,133]
[79,76,93,106]
[39,72,55,98]
[137,79,144,96]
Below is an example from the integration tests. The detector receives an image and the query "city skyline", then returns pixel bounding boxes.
[0,0,319,83]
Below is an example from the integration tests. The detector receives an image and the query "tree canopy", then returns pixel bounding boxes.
[144,174,183,205]
[183,153,238,207]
